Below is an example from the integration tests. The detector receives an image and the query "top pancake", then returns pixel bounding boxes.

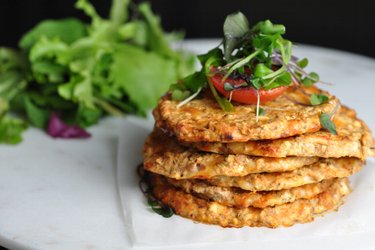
[154,86,339,143]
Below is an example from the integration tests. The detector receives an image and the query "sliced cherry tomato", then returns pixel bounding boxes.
[209,71,288,105]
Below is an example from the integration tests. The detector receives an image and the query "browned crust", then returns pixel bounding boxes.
[207,158,363,191]
[190,106,374,160]
[361,120,375,157]
[144,129,319,179]
[162,174,336,208]
[149,176,351,228]
[154,86,340,142]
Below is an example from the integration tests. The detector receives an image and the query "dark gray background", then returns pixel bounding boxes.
[0,0,374,58]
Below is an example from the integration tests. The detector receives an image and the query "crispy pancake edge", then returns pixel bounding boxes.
[154,86,340,142]
[144,129,319,179]
[161,173,337,208]
[207,158,363,191]
[149,176,351,228]
[190,106,374,160]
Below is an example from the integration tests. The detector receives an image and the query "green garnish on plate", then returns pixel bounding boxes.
[171,12,321,111]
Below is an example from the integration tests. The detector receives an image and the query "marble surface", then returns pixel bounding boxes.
[0,117,131,250]
[1,40,375,250]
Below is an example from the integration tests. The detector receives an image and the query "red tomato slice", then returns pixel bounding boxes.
[209,72,288,105]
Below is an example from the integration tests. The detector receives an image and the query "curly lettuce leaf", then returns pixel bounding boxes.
[0,115,28,144]
[110,0,131,27]
[110,44,178,114]
[19,18,87,50]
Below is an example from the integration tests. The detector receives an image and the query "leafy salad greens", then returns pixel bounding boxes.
[0,0,195,144]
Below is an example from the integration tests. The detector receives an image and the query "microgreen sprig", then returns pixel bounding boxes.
[205,57,234,111]
[137,164,174,218]
[310,93,328,106]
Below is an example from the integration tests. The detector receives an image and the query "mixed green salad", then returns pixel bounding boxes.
[0,0,195,144]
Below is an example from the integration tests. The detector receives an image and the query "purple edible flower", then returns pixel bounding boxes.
[47,113,91,139]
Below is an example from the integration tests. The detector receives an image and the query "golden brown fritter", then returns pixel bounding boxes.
[149,176,350,228]
[144,130,319,179]
[207,158,362,191]
[154,86,339,143]
[160,173,336,208]
[191,106,375,160]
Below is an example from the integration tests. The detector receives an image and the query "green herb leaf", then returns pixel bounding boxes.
[148,197,174,218]
[301,72,320,86]
[171,89,190,101]
[204,54,234,112]
[263,71,292,90]
[297,58,309,68]
[181,71,207,93]
[258,107,266,116]
[0,115,28,144]
[24,96,50,128]
[75,104,102,127]
[224,49,262,79]
[238,66,245,74]
[320,113,337,135]
[252,20,285,35]
[223,12,250,62]
[223,12,249,39]
[223,82,235,91]
[152,206,174,218]
[251,78,261,90]
[276,38,292,64]
[198,48,224,68]
[254,63,273,78]
[207,80,234,112]
[217,97,234,111]
[310,94,328,106]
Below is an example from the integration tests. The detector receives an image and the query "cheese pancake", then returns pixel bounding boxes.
[144,130,318,179]
[191,106,374,159]
[206,158,362,191]
[154,86,339,143]
[161,173,336,208]
[149,176,350,228]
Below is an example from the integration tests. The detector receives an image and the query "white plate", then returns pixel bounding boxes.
[1,40,375,250]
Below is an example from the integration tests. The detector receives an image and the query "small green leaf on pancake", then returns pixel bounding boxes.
[320,113,337,135]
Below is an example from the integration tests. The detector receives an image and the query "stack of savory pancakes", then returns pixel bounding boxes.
[143,86,374,228]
